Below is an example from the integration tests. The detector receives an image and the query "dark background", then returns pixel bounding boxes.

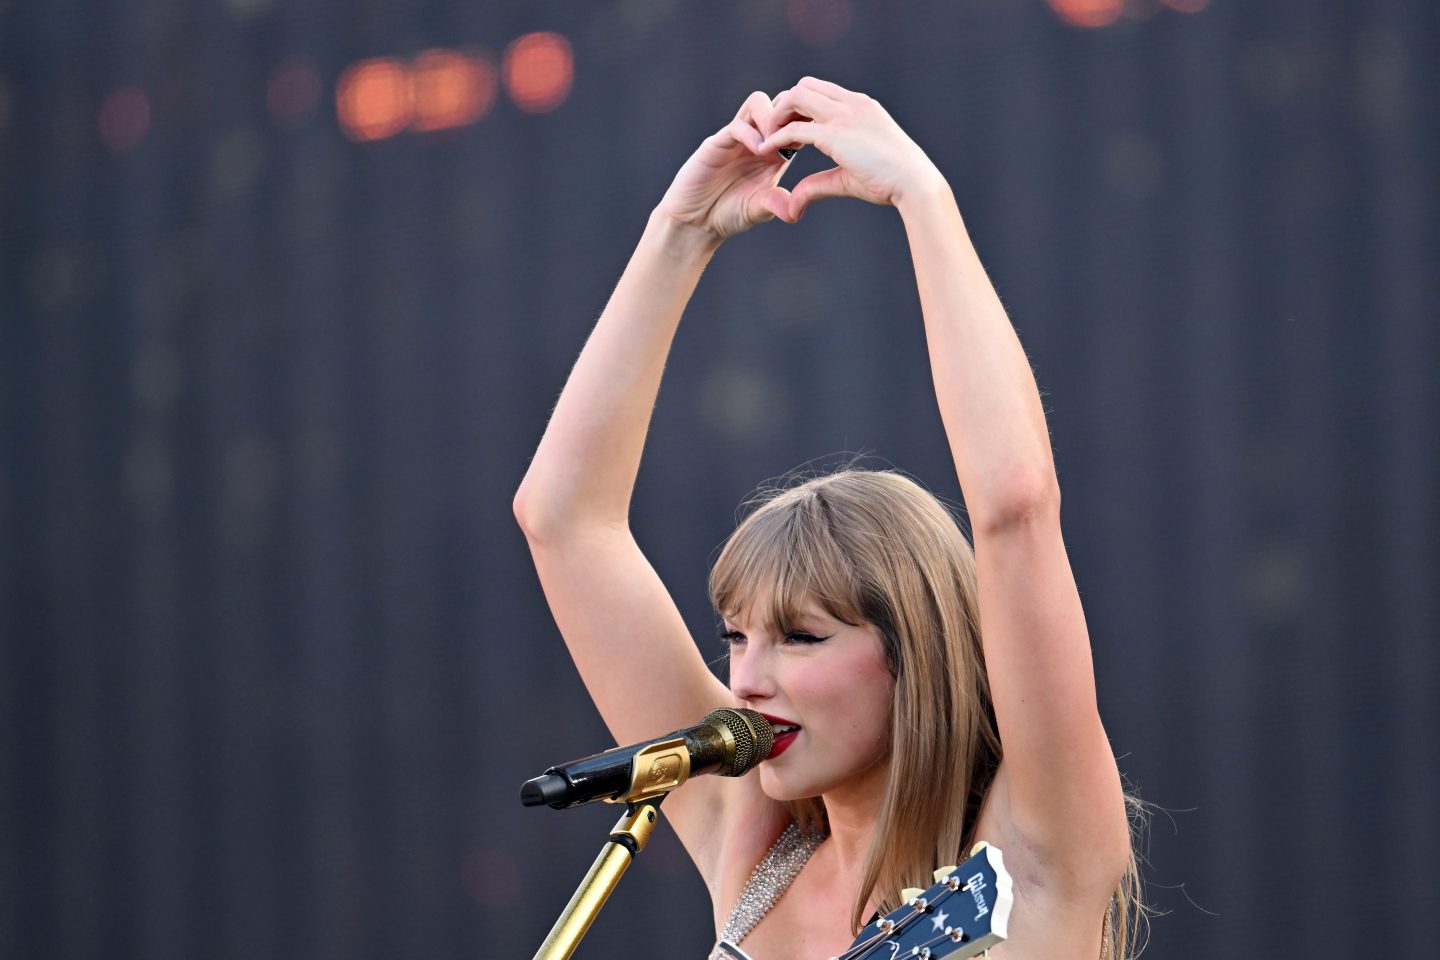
[2,1,1436,957]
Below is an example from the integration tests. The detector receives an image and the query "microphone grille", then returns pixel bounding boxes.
[705,707,775,776]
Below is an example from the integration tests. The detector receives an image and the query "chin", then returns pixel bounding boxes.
[757,764,809,802]
[758,762,835,803]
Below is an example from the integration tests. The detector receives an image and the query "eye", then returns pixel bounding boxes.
[783,632,830,645]
[719,630,746,647]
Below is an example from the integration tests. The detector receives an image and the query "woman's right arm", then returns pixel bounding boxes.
[512,208,729,742]
[513,93,796,879]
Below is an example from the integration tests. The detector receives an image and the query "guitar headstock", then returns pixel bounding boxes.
[836,842,1012,960]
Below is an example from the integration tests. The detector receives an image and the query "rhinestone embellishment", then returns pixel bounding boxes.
[718,823,824,947]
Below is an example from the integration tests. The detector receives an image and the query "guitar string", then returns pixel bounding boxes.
[838,887,960,960]
[834,883,971,960]
[868,930,972,959]
[845,925,981,960]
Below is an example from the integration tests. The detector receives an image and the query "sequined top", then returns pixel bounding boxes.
[708,822,824,960]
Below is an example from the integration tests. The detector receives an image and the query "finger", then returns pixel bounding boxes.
[711,117,765,154]
[759,119,820,154]
[790,167,850,219]
[734,90,775,136]
[797,76,853,101]
[748,186,796,225]
[763,86,837,138]
[729,118,766,154]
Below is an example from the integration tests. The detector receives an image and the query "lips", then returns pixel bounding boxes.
[758,713,802,760]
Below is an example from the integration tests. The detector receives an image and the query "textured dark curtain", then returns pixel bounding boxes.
[2,2,1436,957]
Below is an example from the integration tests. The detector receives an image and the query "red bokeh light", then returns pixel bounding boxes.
[98,86,151,154]
[268,57,322,128]
[336,58,413,141]
[412,49,497,132]
[502,32,574,114]
[1047,0,1125,28]
[788,0,853,47]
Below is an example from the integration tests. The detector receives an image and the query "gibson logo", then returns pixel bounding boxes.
[967,871,989,921]
[644,755,682,787]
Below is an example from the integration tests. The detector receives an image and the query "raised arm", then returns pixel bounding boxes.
[512,208,728,739]
[513,93,798,877]
[762,78,1130,884]
[515,92,796,541]
[894,175,1129,872]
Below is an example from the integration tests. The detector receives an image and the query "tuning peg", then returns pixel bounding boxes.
[933,865,956,882]
[900,887,924,902]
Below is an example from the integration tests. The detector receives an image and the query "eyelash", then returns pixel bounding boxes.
[719,631,829,647]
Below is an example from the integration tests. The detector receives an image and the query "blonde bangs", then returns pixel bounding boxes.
[709,488,867,634]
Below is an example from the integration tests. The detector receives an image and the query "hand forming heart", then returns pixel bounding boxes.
[655,90,803,242]
[758,77,941,221]
[655,80,941,241]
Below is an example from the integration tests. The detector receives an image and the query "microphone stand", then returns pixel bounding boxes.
[530,791,668,960]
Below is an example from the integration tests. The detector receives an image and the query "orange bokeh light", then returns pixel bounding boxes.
[1047,0,1125,28]
[336,58,413,142]
[98,86,151,154]
[503,32,574,114]
[412,49,497,132]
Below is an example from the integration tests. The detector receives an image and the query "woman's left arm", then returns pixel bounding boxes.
[762,78,1130,881]
[898,178,1131,881]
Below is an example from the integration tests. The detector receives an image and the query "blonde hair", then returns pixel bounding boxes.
[708,467,1149,956]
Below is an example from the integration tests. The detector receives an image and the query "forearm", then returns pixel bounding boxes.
[514,209,722,537]
[895,176,1059,532]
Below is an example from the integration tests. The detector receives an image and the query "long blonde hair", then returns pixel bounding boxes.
[708,468,1148,956]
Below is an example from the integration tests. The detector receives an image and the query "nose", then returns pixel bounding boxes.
[727,644,776,705]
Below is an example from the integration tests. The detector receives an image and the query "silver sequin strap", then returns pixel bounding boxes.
[718,823,825,947]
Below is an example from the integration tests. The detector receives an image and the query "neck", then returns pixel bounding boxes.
[815,754,889,898]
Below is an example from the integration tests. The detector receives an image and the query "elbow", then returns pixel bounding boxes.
[511,485,531,531]
[970,478,1061,538]
[512,477,549,540]
[513,477,621,544]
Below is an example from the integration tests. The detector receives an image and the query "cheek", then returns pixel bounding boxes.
[808,651,893,745]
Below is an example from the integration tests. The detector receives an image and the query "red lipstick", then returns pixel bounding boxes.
[758,713,802,760]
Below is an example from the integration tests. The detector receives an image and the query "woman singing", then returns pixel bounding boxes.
[514,77,1144,959]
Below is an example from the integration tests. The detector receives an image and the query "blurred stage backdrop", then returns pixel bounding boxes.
[2,1,1436,957]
